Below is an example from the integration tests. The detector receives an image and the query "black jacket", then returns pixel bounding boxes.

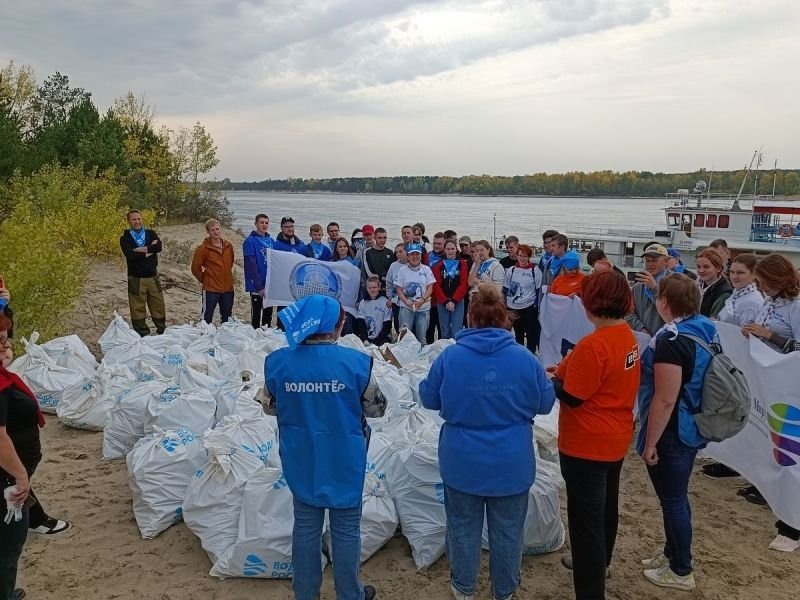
[120,229,162,278]
[699,277,733,318]
[361,247,396,292]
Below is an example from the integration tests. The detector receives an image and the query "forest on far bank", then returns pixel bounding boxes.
[221,168,800,198]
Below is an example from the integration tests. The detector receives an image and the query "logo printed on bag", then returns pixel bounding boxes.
[768,403,800,466]
[434,482,445,504]
[243,554,268,577]
[161,437,179,453]
[37,393,59,408]
[273,473,288,490]
[172,506,183,523]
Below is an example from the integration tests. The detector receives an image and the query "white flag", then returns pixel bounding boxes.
[264,249,361,316]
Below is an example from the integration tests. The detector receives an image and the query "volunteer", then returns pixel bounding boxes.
[716,253,762,326]
[305,224,333,261]
[420,283,555,600]
[548,272,640,599]
[549,250,585,297]
[265,295,377,600]
[625,244,672,335]
[638,274,719,592]
[242,213,274,329]
[695,249,732,318]
[468,240,504,295]
[331,238,360,334]
[386,243,408,333]
[431,240,469,339]
[395,244,436,345]
[190,218,235,324]
[503,244,541,352]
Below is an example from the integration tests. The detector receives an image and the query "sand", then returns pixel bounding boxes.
[16,224,799,599]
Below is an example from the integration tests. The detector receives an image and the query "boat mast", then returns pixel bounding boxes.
[735,149,760,202]
[772,159,778,197]
[493,212,497,248]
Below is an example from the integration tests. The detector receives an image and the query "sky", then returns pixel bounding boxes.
[2,0,799,180]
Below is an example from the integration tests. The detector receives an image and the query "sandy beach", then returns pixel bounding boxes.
[15,224,799,600]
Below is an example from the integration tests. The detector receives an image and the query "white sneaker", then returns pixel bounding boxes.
[451,584,474,600]
[641,549,669,569]
[769,534,800,553]
[643,564,696,591]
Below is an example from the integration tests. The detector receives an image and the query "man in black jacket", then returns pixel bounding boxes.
[361,227,395,295]
[119,209,166,336]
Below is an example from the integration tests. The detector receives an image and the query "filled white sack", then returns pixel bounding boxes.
[127,427,207,539]
[102,378,169,459]
[209,467,323,579]
[59,362,138,431]
[182,431,265,564]
[208,414,280,468]
[98,311,141,355]
[143,385,216,438]
[42,334,98,378]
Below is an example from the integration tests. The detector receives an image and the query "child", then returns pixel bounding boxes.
[305,224,333,261]
[357,276,392,346]
[549,250,585,297]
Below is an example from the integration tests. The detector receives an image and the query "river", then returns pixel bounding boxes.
[226,192,666,244]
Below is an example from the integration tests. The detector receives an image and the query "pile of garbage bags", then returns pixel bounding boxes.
[9,314,565,578]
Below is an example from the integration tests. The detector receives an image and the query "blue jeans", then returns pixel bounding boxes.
[0,505,29,600]
[398,307,430,345]
[646,427,698,576]
[444,485,528,600]
[292,497,365,600]
[437,301,465,339]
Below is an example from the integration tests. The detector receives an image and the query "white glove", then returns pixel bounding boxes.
[3,485,23,524]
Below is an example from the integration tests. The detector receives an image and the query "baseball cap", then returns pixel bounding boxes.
[667,248,681,258]
[280,216,295,225]
[406,243,423,254]
[459,236,472,245]
[362,224,375,235]
[561,250,581,270]
[641,243,669,258]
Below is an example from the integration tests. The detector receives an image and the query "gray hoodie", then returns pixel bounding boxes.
[625,271,672,334]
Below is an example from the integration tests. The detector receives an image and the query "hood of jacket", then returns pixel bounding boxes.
[454,327,517,354]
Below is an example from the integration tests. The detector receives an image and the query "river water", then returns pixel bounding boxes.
[226,191,666,244]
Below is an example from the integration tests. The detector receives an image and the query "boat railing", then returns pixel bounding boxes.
[664,193,755,212]
[543,223,663,240]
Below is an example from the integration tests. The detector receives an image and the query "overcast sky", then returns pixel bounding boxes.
[2,0,798,179]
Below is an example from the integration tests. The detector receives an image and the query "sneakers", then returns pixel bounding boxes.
[701,463,739,478]
[768,534,800,553]
[12,590,26,600]
[451,584,474,600]
[641,550,669,569]
[643,565,696,591]
[364,585,377,600]
[31,518,72,535]
[560,554,611,578]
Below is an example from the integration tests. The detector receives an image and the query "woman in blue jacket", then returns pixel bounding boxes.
[420,283,555,600]
[266,295,376,600]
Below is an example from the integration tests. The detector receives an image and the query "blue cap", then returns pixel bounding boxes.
[667,248,681,258]
[406,243,423,254]
[277,295,342,349]
[561,250,580,270]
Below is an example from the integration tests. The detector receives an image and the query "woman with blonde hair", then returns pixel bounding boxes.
[694,249,732,318]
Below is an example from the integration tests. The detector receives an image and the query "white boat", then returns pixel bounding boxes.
[555,152,800,274]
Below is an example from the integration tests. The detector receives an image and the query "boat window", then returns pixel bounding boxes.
[668,213,680,226]
[694,214,704,227]
[706,214,717,228]
[718,215,730,228]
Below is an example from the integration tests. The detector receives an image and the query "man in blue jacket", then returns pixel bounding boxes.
[266,295,377,600]
[242,213,274,328]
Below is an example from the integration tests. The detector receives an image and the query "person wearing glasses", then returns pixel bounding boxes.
[273,216,307,254]
[326,222,341,252]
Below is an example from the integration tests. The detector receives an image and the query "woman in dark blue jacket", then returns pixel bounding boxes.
[266,295,376,600]
[420,283,555,600]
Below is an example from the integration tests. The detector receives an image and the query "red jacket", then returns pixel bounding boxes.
[0,366,45,427]
[432,259,470,305]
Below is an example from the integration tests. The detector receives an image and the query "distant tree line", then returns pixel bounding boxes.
[221,169,800,198]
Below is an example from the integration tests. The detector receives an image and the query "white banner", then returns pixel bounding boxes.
[264,249,361,316]
[705,322,800,529]
[538,294,595,367]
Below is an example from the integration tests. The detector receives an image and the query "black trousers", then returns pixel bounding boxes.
[249,293,274,329]
[512,304,540,353]
[425,303,440,344]
[202,290,234,324]
[777,520,800,540]
[560,452,624,600]
[0,505,28,600]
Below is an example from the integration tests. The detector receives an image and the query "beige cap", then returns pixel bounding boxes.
[641,243,669,257]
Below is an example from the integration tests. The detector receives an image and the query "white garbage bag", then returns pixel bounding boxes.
[103,378,170,459]
[42,334,98,378]
[359,471,399,563]
[365,362,414,432]
[98,311,141,355]
[400,362,430,405]
[144,385,216,438]
[59,362,138,431]
[159,344,191,378]
[162,323,204,346]
[230,340,268,380]
[218,375,268,422]
[208,414,280,468]
[419,338,455,364]
[186,351,229,382]
[216,321,255,355]
[139,333,177,355]
[103,340,163,375]
[9,335,87,414]
[382,408,445,570]
[209,467,319,579]
[383,332,422,367]
[182,432,266,564]
[338,334,370,353]
[253,327,289,354]
[174,365,226,401]
[481,458,565,555]
[127,427,207,539]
